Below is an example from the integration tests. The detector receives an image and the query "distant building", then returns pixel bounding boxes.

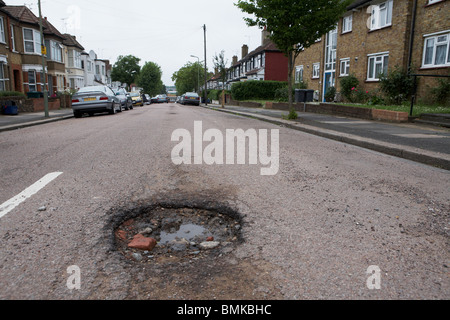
[226,29,289,89]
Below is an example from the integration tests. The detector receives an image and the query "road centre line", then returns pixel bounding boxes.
[0,172,63,219]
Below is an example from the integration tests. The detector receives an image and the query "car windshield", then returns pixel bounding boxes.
[130,93,140,97]
[186,93,198,97]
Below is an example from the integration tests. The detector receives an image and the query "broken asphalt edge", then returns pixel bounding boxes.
[203,105,450,171]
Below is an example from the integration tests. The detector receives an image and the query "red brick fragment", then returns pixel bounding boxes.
[128,234,157,251]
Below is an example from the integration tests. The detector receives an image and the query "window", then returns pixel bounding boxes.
[367,52,389,81]
[68,49,82,68]
[0,63,6,91]
[342,15,352,33]
[370,0,393,30]
[23,28,41,54]
[422,31,450,68]
[50,41,63,63]
[312,63,320,79]
[295,65,304,83]
[428,0,443,4]
[0,17,5,43]
[28,70,37,91]
[10,25,16,51]
[340,58,350,76]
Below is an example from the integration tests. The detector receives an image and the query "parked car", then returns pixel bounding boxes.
[143,94,151,105]
[175,96,182,103]
[153,94,169,103]
[181,92,200,106]
[114,88,133,110]
[72,86,121,118]
[151,96,159,103]
[130,92,143,107]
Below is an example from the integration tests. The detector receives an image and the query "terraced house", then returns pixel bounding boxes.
[0,0,111,95]
[226,29,288,89]
[293,0,449,102]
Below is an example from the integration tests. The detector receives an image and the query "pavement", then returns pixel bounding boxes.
[202,103,450,170]
[1,104,449,170]
[0,108,74,132]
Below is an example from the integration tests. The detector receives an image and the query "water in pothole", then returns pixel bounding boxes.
[159,223,211,244]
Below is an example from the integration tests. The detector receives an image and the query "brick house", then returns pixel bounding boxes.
[0,1,24,92]
[293,0,449,102]
[2,5,50,94]
[226,29,288,89]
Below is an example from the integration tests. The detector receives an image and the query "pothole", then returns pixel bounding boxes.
[113,206,243,264]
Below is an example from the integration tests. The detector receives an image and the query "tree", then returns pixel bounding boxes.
[172,62,206,95]
[111,55,141,89]
[137,61,164,96]
[213,50,228,107]
[236,0,352,118]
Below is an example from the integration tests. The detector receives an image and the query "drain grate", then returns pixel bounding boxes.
[113,206,243,263]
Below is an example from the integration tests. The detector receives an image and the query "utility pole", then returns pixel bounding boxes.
[38,0,49,118]
[203,24,208,106]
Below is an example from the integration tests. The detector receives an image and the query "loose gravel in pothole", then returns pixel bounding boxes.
[114,206,242,264]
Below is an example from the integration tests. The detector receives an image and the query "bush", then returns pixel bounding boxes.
[324,86,336,102]
[0,91,26,97]
[231,80,287,100]
[379,66,414,105]
[207,89,221,101]
[340,75,359,102]
[430,78,450,106]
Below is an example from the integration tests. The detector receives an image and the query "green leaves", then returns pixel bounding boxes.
[111,55,141,88]
[137,62,164,97]
[172,62,206,95]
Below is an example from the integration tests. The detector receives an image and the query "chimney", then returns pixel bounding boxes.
[241,45,248,59]
[232,55,238,66]
[262,27,270,45]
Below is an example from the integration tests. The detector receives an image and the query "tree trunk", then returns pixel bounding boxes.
[288,50,293,110]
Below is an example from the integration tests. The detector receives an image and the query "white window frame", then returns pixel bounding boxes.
[28,70,37,91]
[422,30,450,68]
[367,52,389,81]
[342,14,352,34]
[370,0,393,31]
[10,25,16,51]
[312,63,320,79]
[295,65,304,83]
[23,28,41,55]
[428,0,443,4]
[69,49,82,69]
[0,63,7,91]
[340,58,350,76]
[0,17,5,44]
[50,41,63,63]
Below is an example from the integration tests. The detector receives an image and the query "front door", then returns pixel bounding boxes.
[323,26,337,102]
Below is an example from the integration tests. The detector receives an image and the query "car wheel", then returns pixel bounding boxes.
[74,111,82,118]
[109,102,117,115]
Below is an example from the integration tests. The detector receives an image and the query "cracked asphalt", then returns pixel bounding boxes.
[0,103,448,300]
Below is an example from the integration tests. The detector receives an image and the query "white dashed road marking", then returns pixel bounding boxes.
[0,172,63,219]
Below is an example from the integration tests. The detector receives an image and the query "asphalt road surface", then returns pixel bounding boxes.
[0,103,448,300]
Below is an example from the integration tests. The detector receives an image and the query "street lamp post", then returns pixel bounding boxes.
[38,0,49,118]
[190,55,200,95]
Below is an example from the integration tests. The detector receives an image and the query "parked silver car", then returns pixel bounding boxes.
[114,88,133,111]
[72,86,121,118]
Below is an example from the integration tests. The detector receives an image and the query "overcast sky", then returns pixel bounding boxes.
[5,0,263,86]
